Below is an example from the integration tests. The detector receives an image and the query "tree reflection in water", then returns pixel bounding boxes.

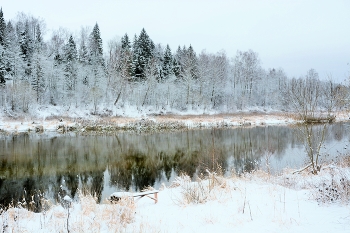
[0,122,348,212]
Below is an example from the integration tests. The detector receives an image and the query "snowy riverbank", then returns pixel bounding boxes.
[1,163,349,232]
[1,109,349,134]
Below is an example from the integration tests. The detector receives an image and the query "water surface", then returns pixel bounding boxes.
[0,122,349,211]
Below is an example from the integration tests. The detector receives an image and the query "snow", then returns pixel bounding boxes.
[0,110,349,232]
[1,167,349,232]
[0,109,297,133]
[63,195,72,202]
[1,109,348,134]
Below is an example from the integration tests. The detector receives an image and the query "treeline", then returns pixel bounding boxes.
[0,9,348,116]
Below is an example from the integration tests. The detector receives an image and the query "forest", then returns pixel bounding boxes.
[0,9,348,117]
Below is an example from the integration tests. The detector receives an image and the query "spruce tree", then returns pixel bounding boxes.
[0,8,6,46]
[31,24,45,103]
[131,34,138,78]
[119,33,132,79]
[121,33,131,50]
[152,43,163,81]
[19,22,33,78]
[173,45,184,79]
[65,35,78,62]
[34,24,42,51]
[0,45,5,84]
[0,8,6,84]
[31,53,45,102]
[162,44,173,80]
[64,35,78,91]
[89,23,103,64]
[132,28,155,80]
[88,23,106,90]
[172,56,181,78]
[78,39,89,65]
[186,45,198,79]
[4,21,21,78]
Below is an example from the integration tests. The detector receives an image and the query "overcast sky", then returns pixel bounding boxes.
[1,0,350,82]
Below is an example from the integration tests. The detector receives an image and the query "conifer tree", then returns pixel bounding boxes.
[121,33,131,50]
[31,23,45,103]
[132,28,155,80]
[0,8,6,46]
[151,43,163,81]
[89,23,103,65]
[119,33,132,79]
[131,34,138,78]
[172,46,183,78]
[185,45,198,79]
[19,21,34,78]
[4,21,22,78]
[86,22,106,94]
[34,24,42,51]
[0,45,5,84]
[64,35,78,91]
[31,53,45,102]
[172,57,181,78]
[88,23,105,112]
[162,44,173,80]
[0,8,6,84]
[78,40,89,65]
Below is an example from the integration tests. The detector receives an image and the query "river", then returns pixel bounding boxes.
[0,122,349,211]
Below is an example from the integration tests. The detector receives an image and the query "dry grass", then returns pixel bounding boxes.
[76,190,136,230]
[293,114,336,124]
[0,191,137,233]
[338,155,350,167]
[172,170,228,205]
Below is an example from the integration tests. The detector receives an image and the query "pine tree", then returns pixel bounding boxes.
[132,28,155,80]
[0,45,5,84]
[89,23,103,65]
[34,24,42,52]
[88,23,105,85]
[31,24,45,103]
[78,39,89,65]
[0,8,6,84]
[121,33,131,50]
[162,44,173,80]
[4,21,22,78]
[152,43,163,81]
[172,46,183,78]
[31,53,45,102]
[186,45,198,79]
[131,34,138,78]
[0,8,6,46]
[138,28,154,60]
[64,35,78,91]
[172,56,180,78]
[19,22,33,78]
[119,33,132,79]
[65,35,77,62]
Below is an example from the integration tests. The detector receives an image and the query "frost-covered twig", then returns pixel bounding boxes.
[292,163,312,174]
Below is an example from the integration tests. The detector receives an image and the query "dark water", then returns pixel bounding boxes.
[0,122,349,211]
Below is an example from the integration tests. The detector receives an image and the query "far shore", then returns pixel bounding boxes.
[0,111,349,134]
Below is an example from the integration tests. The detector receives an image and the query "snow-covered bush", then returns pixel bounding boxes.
[314,166,350,203]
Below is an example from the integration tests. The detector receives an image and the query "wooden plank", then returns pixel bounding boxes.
[110,190,159,204]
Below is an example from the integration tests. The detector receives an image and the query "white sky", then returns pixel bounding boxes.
[1,0,350,81]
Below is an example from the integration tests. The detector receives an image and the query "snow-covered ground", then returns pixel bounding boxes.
[1,165,349,232]
[1,109,349,133]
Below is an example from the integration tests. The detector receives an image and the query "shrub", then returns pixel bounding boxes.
[313,166,350,203]
[172,170,226,205]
